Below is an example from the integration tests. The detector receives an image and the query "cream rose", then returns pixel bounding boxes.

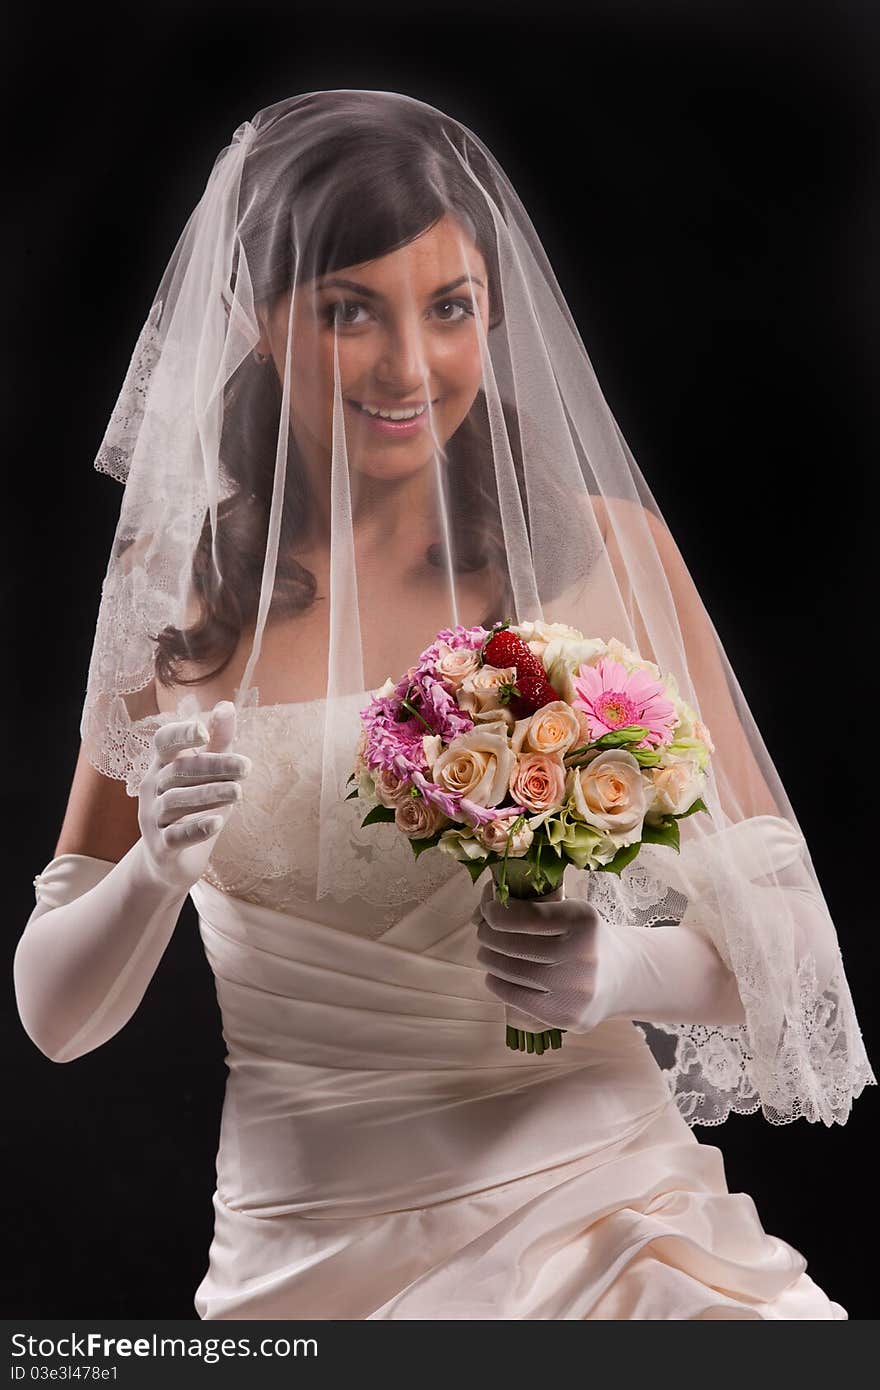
[511,700,581,757]
[694,719,715,755]
[477,813,534,857]
[573,706,592,747]
[434,641,482,691]
[471,705,515,731]
[431,722,516,807]
[457,664,517,718]
[509,752,567,814]
[649,759,703,816]
[565,748,647,842]
[394,793,448,839]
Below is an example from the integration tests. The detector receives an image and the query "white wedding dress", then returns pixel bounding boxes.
[180,692,847,1320]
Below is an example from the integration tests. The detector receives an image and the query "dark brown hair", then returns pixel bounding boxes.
[154,92,524,687]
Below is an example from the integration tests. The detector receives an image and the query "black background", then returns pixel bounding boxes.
[5,0,878,1318]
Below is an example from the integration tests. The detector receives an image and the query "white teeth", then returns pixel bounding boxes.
[353,401,428,420]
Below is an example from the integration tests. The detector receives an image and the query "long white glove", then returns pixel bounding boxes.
[14,701,250,1064]
[477,880,748,1033]
[477,814,843,1035]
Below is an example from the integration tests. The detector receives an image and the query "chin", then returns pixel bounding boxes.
[350,451,437,481]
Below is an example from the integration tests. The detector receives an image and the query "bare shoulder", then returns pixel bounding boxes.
[586,491,661,537]
[52,745,142,863]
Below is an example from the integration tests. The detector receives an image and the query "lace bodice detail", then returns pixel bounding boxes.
[187,694,460,937]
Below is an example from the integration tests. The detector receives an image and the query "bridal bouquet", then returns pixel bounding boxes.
[347,620,714,1053]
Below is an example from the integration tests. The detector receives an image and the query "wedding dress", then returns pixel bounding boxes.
[165,693,848,1321]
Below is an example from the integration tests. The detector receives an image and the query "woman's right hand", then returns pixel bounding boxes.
[137,700,251,893]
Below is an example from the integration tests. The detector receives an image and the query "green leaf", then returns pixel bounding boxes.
[673,797,708,821]
[640,816,681,851]
[595,841,642,876]
[540,858,566,892]
[462,857,492,885]
[409,835,442,859]
[360,803,396,827]
[344,788,360,801]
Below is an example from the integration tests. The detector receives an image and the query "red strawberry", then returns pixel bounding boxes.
[482,625,546,679]
[507,670,561,718]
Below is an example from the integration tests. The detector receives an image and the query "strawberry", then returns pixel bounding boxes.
[481,621,561,715]
[482,624,546,679]
[507,670,561,718]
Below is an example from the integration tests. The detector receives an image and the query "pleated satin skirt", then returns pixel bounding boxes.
[188,876,846,1320]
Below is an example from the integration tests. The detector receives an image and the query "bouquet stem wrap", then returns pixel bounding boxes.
[489,869,568,1053]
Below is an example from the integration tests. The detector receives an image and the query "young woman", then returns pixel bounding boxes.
[15,89,874,1319]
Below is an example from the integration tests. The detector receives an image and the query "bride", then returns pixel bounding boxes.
[14,89,875,1319]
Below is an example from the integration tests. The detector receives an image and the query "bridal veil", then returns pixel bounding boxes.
[79,89,875,1127]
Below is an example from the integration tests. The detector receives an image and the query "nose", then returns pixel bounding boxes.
[373,315,432,392]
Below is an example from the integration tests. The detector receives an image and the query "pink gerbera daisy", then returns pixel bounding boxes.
[571,657,677,749]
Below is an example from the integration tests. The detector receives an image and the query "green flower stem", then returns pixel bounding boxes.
[492,871,569,1055]
[505,1026,567,1052]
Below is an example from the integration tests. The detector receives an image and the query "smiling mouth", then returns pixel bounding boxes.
[347,399,439,420]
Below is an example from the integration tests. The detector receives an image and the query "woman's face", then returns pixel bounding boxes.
[256,213,490,481]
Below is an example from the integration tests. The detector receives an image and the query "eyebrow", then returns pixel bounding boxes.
[313,273,485,300]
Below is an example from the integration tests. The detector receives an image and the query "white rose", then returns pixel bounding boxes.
[438,826,490,862]
[511,619,585,644]
[542,636,609,703]
[604,637,661,682]
[511,620,585,661]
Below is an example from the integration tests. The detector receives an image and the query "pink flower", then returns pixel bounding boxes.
[572,658,677,750]
[509,751,567,813]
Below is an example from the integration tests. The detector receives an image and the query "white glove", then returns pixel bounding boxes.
[136,699,246,893]
[476,878,747,1034]
[14,701,250,1064]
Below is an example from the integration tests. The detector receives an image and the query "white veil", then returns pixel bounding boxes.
[82,88,875,1127]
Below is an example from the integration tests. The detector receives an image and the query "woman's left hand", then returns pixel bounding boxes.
[476,879,641,1034]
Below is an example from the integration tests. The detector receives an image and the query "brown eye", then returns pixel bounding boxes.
[323,300,369,327]
[433,298,475,322]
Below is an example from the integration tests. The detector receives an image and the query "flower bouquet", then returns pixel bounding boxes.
[347,620,714,1053]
